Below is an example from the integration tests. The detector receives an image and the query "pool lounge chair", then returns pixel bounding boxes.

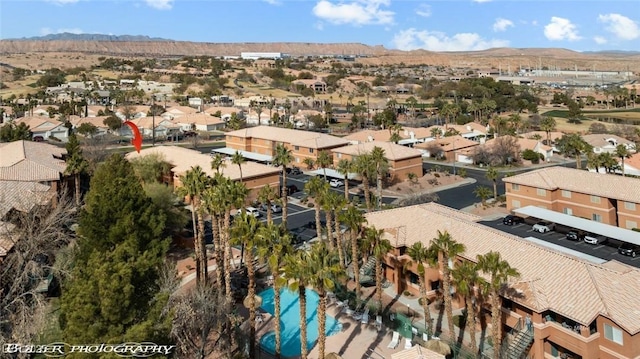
[404,337,413,349]
[387,331,400,349]
[375,315,383,330]
[361,307,370,324]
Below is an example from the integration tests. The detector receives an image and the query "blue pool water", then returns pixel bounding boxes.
[258,287,341,358]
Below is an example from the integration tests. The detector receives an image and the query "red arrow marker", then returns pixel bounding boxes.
[123,121,143,153]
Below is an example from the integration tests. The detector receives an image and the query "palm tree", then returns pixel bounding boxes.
[64,133,89,206]
[370,146,389,210]
[452,260,486,354]
[322,190,341,249]
[305,176,328,241]
[406,242,437,335]
[210,153,226,174]
[273,144,293,226]
[540,116,556,146]
[283,250,311,359]
[305,242,344,359]
[177,166,209,287]
[336,158,353,201]
[430,230,466,338]
[486,166,499,201]
[201,181,225,287]
[474,186,493,206]
[230,213,262,358]
[587,152,602,173]
[508,113,522,135]
[332,195,348,268]
[218,178,248,302]
[340,204,367,294]
[258,184,278,224]
[302,157,315,170]
[256,224,292,359]
[476,251,520,359]
[615,144,631,176]
[366,226,393,310]
[354,153,374,212]
[316,150,333,180]
[231,150,246,183]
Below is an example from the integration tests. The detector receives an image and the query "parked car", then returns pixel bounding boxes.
[618,242,639,257]
[532,221,555,233]
[236,207,261,218]
[285,184,298,195]
[270,204,282,213]
[287,167,302,175]
[502,215,524,226]
[305,220,327,229]
[565,230,587,241]
[329,179,344,188]
[584,234,608,245]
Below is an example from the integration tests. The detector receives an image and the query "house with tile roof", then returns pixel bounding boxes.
[503,166,640,229]
[618,152,640,177]
[414,135,479,163]
[366,202,640,359]
[171,113,225,132]
[125,146,280,203]
[581,134,636,154]
[225,126,350,169]
[11,117,69,142]
[331,141,423,181]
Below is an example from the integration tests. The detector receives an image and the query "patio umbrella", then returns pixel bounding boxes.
[243,294,263,309]
[424,339,451,356]
[324,353,343,359]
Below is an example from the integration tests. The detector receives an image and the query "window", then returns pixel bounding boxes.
[295,157,300,163]
[561,190,571,198]
[626,220,638,229]
[624,202,636,211]
[337,153,342,159]
[590,195,601,204]
[592,214,602,222]
[512,200,521,208]
[511,184,520,191]
[537,188,546,196]
[294,146,299,151]
[604,324,623,345]
[563,208,573,215]
[309,148,314,153]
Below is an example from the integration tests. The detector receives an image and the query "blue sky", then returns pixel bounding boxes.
[1,0,639,52]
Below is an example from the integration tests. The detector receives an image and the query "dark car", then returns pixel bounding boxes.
[284,184,298,196]
[288,167,303,175]
[618,242,639,257]
[566,230,587,241]
[305,220,327,229]
[502,215,524,226]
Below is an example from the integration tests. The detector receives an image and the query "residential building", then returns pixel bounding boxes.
[414,135,479,163]
[503,166,640,229]
[291,79,327,93]
[171,113,225,132]
[12,116,69,142]
[69,115,111,137]
[366,202,640,359]
[240,52,290,60]
[515,138,554,162]
[619,152,640,177]
[331,141,423,181]
[160,105,198,120]
[581,134,636,154]
[224,126,350,168]
[204,106,243,122]
[125,146,280,202]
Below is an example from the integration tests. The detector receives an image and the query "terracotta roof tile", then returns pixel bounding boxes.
[226,126,349,149]
[0,141,67,181]
[331,141,422,161]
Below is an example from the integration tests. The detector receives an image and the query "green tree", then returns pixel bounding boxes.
[485,166,499,201]
[60,154,170,344]
[103,115,122,133]
[0,122,32,142]
[473,186,492,206]
[540,116,556,146]
[615,144,632,176]
[430,230,466,338]
[370,146,389,210]
[336,158,353,201]
[305,176,328,241]
[316,150,333,180]
[76,123,98,137]
[64,133,89,206]
[283,250,311,359]
[231,150,246,183]
[367,226,393,310]
[257,184,278,224]
[452,260,486,354]
[354,153,374,212]
[130,152,172,184]
[340,204,366,295]
[406,241,437,335]
[210,153,226,174]
[272,144,293,225]
[556,133,592,169]
[476,251,520,359]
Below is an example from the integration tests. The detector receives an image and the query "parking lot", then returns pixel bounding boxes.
[481,218,640,268]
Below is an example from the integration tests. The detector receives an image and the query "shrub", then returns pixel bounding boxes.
[457,168,467,178]
[522,149,541,164]
[433,173,440,178]
[403,290,412,297]
[453,315,466,328]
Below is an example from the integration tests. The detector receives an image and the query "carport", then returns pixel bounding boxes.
[211,147,273,163]
[514,206,640,246]
[308,168,358,180]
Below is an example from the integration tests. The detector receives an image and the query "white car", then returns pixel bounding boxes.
[236,207,261,218]
[329,179,344,188]
[532,221,555,233]
[584,234,608,245]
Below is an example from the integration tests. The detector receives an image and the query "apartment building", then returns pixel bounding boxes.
[502,167,640,229]
[225,126,350,169]
[331,141,423,181]
[365,203,640,359]
[125,146,280,202]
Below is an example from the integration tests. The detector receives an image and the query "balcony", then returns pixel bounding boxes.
[536,320,599,357]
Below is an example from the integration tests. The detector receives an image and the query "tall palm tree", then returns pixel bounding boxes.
[540,116,556,146]
[366,226,393,310]
[336,158,353,201]
[273,143,293,226]
[178,166,209,287]
[476,251,520,359]
[302,157,315,170]
[370,146,389,210]
[211,153,226,174]
[305,176,328,241]
[615,144,631,176]
[201,181,225,287]
[306,242,344,359]
[406,241,437,335]
[452,260,486,354]
[230,213,262,358]
[340,204,367,294]
[332,195,348,268]
[64,133,89,206]
[218,178,248,302]
[256,224,292,359]
[283,250,311,359]
[231,150,246,183]
[354,153,374,212]
[322,191,341,249]
[486,166,499,201]
[316,150,333,180]
[430,230,466,338]
[257,184,278,224]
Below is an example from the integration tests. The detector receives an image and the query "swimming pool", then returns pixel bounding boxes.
[258,287,341,358]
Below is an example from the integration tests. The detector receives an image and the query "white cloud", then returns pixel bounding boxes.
[392,28,509,51]
[40,27,84,35]
[416,4,431,18]
[598,13,639,40]
[144,0,173,10]
[472,0,492,3]
[493,18,514,32]
[593,36,607,45]
[544,17,581,41]
[44,0,79,4]
[312,0,394,26]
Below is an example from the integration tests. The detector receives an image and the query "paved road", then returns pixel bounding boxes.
[480,218,640,268]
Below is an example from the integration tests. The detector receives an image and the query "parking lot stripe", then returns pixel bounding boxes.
[592,245,605,250]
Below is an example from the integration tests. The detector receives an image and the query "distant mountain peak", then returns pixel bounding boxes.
[10,33,172,42]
